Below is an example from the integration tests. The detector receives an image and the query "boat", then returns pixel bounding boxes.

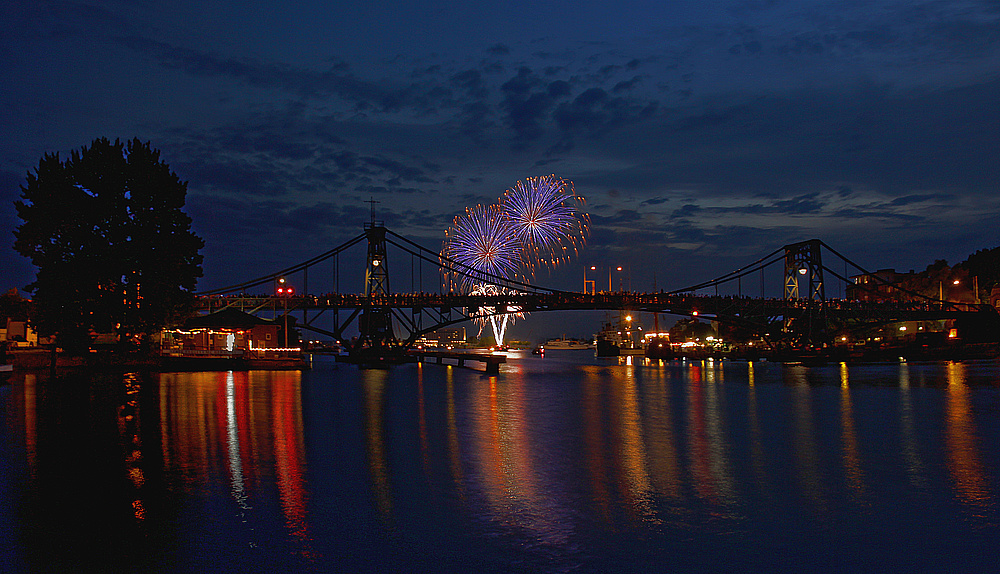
[595,316,645,357]
[541,338,592,350]
[645,336,673,359]
[644,309,671,359]
[594,323,621,357]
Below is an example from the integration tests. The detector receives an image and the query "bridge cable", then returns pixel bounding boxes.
[667,246,786,294]
[385,230,565,295]
[819,241,972,310]
[196,232,368,296]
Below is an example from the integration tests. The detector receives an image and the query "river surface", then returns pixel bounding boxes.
[3,352,1000,572]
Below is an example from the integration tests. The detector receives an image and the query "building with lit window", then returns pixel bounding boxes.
[846,269,913,302]
[163,308,282,356]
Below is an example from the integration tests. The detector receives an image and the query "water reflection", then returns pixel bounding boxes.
[7,358,1000,572]
[702,360,735,505]
[898,362,927,487]
[643,361,681,501]
[445,368,465,498]
[839,363,866,500]
[225,371,248,513]
[615,361,654,520]
[788,366,826,512]
[944,362,991,511]
[271,371,311,555]
[158,370,314,558]
[747,362,768,492]
[22,373,38,480]
[582,366,612,520]
[417,365,430,477]
[363,369,392,520]
[687,361,736,507]
[120,372,146,521]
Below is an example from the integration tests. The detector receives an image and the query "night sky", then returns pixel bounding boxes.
[2,1,999,338]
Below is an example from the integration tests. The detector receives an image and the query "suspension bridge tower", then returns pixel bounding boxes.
[783,239,828,344]
[784,239,825,302]
[351,201,403,361]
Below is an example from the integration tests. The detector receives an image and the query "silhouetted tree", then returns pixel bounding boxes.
[13,138,203,353]
[959,246,1000,298]
[0,288,31,323]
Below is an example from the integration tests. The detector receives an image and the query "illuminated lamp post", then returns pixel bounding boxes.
[277,277,293,348]
[583,265,596,294]
[609,266,622,292]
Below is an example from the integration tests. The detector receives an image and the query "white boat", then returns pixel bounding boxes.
[542,338,593,350]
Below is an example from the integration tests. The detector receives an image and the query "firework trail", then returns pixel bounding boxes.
[470,283,524,346]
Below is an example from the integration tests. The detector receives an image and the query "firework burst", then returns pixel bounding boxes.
[501,175,589,272]
[442,203,523,289]
[441,175,589,345]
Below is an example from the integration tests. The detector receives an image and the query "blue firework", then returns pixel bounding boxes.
[501,175,588,269]
[442,203,523,288]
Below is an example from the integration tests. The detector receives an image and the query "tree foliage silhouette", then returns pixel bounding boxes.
[14,137,203,353]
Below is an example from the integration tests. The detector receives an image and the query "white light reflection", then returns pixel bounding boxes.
[898,362,926,487]
[226,370,249,511]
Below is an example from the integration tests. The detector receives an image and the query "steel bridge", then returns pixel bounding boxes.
[194,225,995,360]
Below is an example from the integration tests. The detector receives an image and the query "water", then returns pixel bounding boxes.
[3,352,1000,572]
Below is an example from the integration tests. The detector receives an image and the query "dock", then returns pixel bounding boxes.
[408,349,506,374]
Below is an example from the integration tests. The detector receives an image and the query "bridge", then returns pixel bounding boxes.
[194,223,997,363]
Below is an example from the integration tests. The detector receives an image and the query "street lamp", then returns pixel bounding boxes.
[583,265,596,294]
[276,277,293,348]
[609,266,622,292]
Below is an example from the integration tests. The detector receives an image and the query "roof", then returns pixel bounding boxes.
[184,307,275,329]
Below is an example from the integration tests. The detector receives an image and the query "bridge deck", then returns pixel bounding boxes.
[198,291,985,320]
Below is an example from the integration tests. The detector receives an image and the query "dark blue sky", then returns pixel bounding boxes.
[2,0,999,337]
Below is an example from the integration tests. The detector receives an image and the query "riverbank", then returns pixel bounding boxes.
[6,348,308,372]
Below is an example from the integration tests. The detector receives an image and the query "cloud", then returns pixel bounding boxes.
[888,193,956,206]
[118,35,422,113]
[770,193,824,214]
[669,204,702,219]
[641,197,670,206]
[553,88,658,137]
[179,155,297,197]
[500,68,555,145]
[588,209,643,226]
[829,207,922,222]
[612,76,643,93]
